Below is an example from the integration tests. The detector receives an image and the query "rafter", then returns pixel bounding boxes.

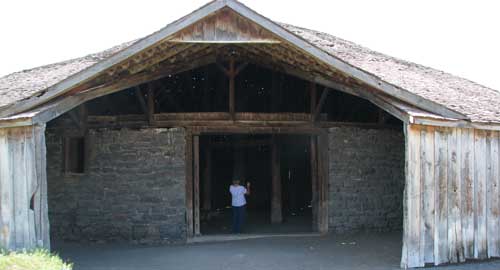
[313,88,330,122]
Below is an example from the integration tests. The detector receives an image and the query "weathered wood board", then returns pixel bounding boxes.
[168,7,280,44]
[402,124,500,268]
[0,125,49,250]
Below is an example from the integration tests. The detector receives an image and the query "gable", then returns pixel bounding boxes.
[168,7,280,44]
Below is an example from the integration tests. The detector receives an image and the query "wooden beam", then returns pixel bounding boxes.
[378,108,389,124]
[67,105,87,133]
[310,135,318,231]
[234,62,249,76]
[68,110,81,130]
[216,58,248,120]
[317,132,329,234]
[191,125,323,135]
[127,43,197,75]
[271,135,282,224]
[209,139,272,148]
[229,58,236,120]
[202,145,212,211]
[185,130,194,239]
[313,88,330,121]
[22,55,216,125]
[216,61,230,77]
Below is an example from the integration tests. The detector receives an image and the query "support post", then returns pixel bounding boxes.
[193,135,200,236]
[310,135,319,231]
[317,132,329,234]
[271,135,283,224]
[229,58,236,120]
[185,131,194,238]
[202,145,212,211]
[217,58,248,121]
[313,88,330,122]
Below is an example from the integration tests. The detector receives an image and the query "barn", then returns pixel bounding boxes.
[0,0,499,268]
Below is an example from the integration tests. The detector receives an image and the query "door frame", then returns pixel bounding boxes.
[185,127,329,238]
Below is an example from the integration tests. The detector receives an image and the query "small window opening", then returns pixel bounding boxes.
[64,137,85,174]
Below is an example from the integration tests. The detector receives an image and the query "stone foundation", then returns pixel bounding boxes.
[328,127,405,233]
[46,128,186,244]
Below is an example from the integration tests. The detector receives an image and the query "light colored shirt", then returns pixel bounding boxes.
[230,185,247,207]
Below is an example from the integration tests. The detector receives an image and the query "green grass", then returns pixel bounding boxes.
[0,249,72,270]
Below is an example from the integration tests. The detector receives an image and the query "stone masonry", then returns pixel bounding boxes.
[46,127,186,244]
[328,127,405,233]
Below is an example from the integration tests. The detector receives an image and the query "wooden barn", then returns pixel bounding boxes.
[0,0,499,268]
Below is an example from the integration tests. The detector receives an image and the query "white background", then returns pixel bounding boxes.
[1,0,499,90]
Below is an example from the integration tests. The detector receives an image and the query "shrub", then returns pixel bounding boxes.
[0,249,72,270]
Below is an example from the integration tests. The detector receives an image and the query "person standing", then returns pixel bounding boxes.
[229,179,251,234]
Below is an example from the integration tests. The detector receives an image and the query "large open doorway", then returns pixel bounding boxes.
[198,134,312,235]
[186,131,329,237]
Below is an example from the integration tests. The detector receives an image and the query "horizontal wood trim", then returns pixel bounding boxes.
[89,112,326,123]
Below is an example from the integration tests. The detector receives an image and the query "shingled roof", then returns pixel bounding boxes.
[0,3,499,124]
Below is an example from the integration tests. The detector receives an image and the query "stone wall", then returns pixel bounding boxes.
[46,128,186,244]
[328,127,405,233]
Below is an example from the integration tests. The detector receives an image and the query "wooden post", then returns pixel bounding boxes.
[317,132,329,234]
[313,88,330,122]
[193,135,200,236]
[310,135,319,231]
[202,146,212,211]
[271,135,282,224]
[228,58,236,120]
[185,131,194,238]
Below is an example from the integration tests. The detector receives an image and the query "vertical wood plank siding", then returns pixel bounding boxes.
[402,124,500,268]
[0,125,49,250]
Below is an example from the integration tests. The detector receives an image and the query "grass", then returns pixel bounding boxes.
[0,249,72,270]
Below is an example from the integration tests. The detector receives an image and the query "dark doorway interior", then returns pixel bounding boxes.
[199,134,312,235]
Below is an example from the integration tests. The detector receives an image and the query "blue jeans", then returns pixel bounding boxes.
[232,205,246,233]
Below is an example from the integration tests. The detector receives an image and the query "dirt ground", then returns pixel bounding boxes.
[54,232,500,270]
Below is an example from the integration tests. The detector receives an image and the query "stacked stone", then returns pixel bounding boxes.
[46,128,186,244]
[328,127,405,233]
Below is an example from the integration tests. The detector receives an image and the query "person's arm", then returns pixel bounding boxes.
[245,182,251,195]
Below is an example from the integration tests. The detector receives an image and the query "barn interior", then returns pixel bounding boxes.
[199,134,313,234]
